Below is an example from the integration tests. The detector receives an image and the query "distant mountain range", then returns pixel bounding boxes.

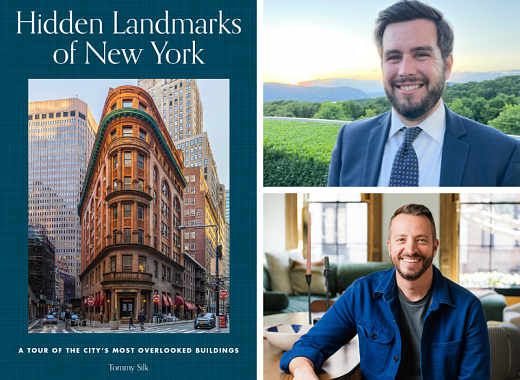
[263,82,369,102]
[264,70,520,102]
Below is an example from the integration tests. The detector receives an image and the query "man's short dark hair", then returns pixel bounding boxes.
[374,0,454,63]
[389,203,437,241]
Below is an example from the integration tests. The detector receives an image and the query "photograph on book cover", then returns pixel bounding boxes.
[28,79,230,334]
[262,0,520,188]
[1,0,256,378]
[262,192,520,379]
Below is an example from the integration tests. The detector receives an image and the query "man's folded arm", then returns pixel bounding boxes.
[327,124,346,187]
[280,283,358,374]
[458,300,491,379]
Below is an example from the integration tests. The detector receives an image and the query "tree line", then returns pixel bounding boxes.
[264,75,520,135]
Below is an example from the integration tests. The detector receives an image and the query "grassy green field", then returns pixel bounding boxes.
[263,119,342,187]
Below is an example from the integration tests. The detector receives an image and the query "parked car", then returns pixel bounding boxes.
[43,315,57,325]
[59,312,66,321]
[70,315,86,326]
[194,313,216,329]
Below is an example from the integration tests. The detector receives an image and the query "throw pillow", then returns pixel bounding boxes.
[289,259,328,296]
[264,251,304,295]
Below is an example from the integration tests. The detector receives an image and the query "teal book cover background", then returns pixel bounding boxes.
[0,0,256,378]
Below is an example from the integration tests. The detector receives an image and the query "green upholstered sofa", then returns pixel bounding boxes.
[480,294,507,322]
[263,262,394,315]
[263,262,508,320]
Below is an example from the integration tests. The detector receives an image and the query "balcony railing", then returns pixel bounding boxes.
[103,271,153,281]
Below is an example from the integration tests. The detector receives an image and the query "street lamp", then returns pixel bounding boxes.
[179,223,222,333]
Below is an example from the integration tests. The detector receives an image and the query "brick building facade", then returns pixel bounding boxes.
[79,85,187,323]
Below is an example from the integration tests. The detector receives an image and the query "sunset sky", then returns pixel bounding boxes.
[264,0,520,85]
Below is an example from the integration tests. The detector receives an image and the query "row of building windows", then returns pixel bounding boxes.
[28,120,88,131]
[185,153,203,161]
[184,208,198,216]
[111,204,145,220]
[111,127,147,142]
[184,243,196,250]
[112,152,145,169]
[113,178,144,192]
[177,137,202,149]
[151,81,185,96]
[184,162,203,168]
[28,110,82,120]
[184,198,196,205]
[110,99,147,113]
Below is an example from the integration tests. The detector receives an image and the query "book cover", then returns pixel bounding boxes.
[0,1,257,378]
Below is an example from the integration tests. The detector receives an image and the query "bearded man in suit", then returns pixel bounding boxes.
[327,0,520,187]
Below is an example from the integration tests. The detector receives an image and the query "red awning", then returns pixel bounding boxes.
[198,306,204,309]
[100,293,105,305]
[93,294,99,306]
[84,299,87,306]
[185,302,196,310]
[162,294,169,306]
[174,296,184,305]
[167,295,174,306]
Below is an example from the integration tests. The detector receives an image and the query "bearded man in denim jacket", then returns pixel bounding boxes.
[281,204,490,380]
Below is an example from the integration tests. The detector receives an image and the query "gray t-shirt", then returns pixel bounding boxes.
[396,284,433,380]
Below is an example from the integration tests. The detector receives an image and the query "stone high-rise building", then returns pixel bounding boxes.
[78,85,187,322]
[137,79,225,211]
[28,98,98,298]
[137,79,203,139]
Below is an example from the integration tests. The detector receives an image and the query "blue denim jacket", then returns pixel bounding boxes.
[280,266,491,379]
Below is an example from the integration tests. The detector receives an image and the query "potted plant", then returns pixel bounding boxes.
[109,309,120,330]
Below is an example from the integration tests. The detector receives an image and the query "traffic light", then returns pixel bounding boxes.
[216,245,223,258]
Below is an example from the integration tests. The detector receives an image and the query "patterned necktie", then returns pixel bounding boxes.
[389,126,422,187]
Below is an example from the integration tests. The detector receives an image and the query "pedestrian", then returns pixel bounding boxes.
[138,310,146,331]
[100,311,103,323]
[129,312,137,329]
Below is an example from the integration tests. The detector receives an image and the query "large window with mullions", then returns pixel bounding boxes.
[459,193,520,291]
[306,194,368,265]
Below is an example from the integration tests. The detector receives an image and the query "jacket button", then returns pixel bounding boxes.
[393,356,399,362]
[371,333,377,339]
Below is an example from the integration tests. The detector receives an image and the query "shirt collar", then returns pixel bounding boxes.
[374,265,455,309]
[388,100,446,143]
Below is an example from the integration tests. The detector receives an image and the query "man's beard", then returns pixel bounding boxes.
[391,252,434,281]
[384,71,446,120]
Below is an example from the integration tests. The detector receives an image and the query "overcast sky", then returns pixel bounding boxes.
[28,79,229,187]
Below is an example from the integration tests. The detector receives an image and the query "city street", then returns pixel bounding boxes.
[29,319,229,334]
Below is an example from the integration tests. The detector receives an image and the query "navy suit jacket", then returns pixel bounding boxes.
[327,105,520,187]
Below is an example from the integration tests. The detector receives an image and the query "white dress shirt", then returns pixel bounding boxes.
[377,101,446,187]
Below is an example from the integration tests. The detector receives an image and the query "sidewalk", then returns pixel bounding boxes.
[28,319,40,330]
[77,318,195,333]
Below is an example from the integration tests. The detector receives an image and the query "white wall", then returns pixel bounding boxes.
[381,193,440,267]
[263,194,286,253]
